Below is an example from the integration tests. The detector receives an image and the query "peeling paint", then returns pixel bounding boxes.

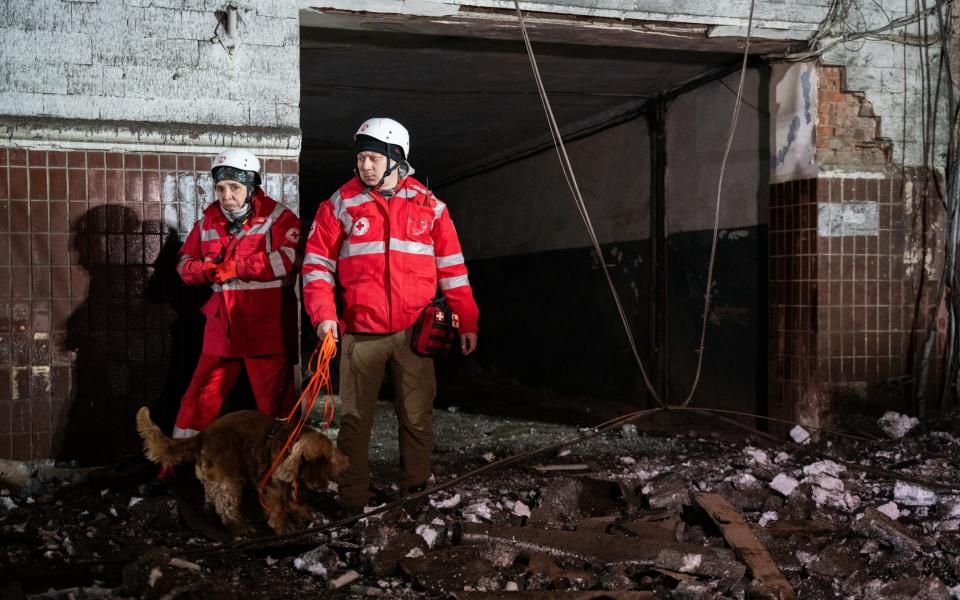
[32,366,51,394]
[162,173,178,235]
[721,229,750,240]
[903,244,934,278]
[817,202,879,237]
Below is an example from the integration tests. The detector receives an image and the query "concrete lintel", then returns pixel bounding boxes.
[709,25,809,41]
[301,3,814,53]
[301,0,823,33]
[0,117,302,157]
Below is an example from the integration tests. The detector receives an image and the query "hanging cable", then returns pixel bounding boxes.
[680,0,756,407]
[511,0,664,408]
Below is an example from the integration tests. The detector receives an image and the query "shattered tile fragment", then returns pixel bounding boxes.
[894,481,938,507]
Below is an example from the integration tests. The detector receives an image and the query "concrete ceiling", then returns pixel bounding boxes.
[299,20,781,190]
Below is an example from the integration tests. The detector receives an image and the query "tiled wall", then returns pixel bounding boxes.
[0,148,299,462]
[769,171,943,435]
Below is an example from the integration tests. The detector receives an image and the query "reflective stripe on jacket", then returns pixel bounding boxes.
[303,175,479,334]
[178,191,301,357]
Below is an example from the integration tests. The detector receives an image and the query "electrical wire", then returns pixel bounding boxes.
[511,0,664,408]
[680,0,755,408]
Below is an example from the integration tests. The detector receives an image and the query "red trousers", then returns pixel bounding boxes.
[173,353,295,438]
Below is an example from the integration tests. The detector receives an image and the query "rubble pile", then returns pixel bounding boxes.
[1,408,959,598]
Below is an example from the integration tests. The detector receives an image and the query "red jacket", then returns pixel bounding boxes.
[178,191,301,357]
[303,175,479,335]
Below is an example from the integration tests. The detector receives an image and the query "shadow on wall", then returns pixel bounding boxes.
[57,205,207,465]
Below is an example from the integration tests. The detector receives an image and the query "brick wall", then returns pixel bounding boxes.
[769,173,941,433]
[768,63,945,433]
[0,148,299,462]
[815,66,891,168]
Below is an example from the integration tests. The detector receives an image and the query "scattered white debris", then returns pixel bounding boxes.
[803,460,846,477]
[743,446,771,467]
[556,449,571,458]
[774,452,791,464]
[431,517,446,526]
[505,582,519,592]
[759,511,779,527]
[429,494,461,510]
[481,452,496,463]
[877,501,901,520]
[62,536,75,557]
[415,525,439,548]
[294,557,328,578]
[877,411,920,439]
[265,556,278,566]
[109,508,118,517]
[327,482,338,493]
[770,473,799,497]
[169,558,201,572]
[405,547,425,558]
[894,481,938,506]
[128,497,143,508]
[949,583,960,599]
[805,473,844,492]
[811,486,860,512]
[795,551,817,565]
[446,406,459,413]
[512,501,531,518]
[465,502,492,522]
[618,456,636,465]
[790,425,811,444]
[621,423,638,438]
[732,472,761,490]
[148,567,163,588]
[0,497,17,510]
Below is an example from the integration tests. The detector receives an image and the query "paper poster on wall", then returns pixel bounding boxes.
[770,62,818,183]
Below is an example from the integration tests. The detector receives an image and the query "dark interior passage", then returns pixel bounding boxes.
[299,22,770,422]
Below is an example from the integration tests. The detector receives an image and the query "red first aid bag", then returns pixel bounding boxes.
[411,299,460,357]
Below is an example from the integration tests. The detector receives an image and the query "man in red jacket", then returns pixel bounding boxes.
[303,118,479,509]
[173,149,301,439]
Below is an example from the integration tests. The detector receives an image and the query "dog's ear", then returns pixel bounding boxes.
[274,440,303,483]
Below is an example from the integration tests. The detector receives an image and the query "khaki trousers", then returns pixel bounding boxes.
[337,329,436,507]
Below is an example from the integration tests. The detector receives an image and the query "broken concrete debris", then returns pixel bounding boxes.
[3,410,960,597]
[878,411,921,439]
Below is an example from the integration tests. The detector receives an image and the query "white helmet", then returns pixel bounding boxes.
[213,148,260,172]
[355,118,410,160]
[212,148,261,186]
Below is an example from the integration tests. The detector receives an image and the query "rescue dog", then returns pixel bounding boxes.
[136,407,347,534]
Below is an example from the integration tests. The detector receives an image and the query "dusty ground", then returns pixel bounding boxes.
[2,398,960,599]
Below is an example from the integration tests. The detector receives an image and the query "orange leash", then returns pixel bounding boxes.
[256,331,338,510]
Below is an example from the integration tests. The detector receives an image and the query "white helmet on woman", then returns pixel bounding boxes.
[355,118,410,161]
[212,148,262,186]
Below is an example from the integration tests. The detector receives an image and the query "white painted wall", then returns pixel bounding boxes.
[666,69,766,234]
[440,118,651,260]
[442,69,765,259]
[0,0,301,153]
